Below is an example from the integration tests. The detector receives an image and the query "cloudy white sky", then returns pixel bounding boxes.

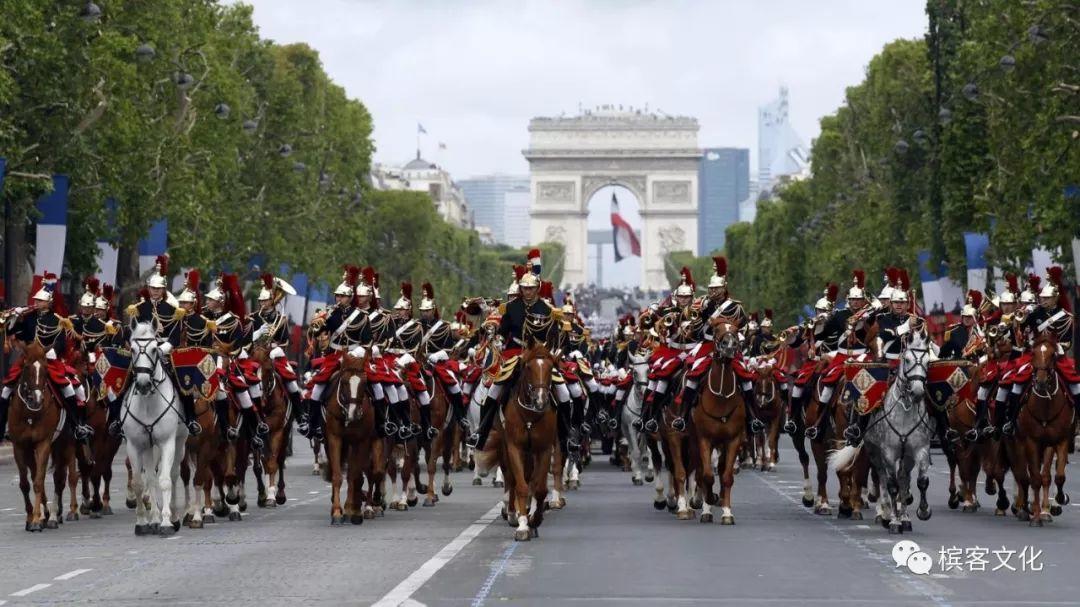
[242,0,929,180]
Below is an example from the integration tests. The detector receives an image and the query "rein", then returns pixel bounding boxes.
[122,336,181,447]
[697,359,739,424]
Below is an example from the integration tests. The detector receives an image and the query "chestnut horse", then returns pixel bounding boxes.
[1006,338,1073,526]
[692,321,747,524]
[322,352,386,525]
[181,391,228,528]
[477,341,558,541]
[8,342,79,531]
[944,358,1007,515]
[250,344,292,509]
[752,359,783,472]
[421,376,455,507]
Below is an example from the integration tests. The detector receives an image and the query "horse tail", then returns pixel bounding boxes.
[828,444,861,473]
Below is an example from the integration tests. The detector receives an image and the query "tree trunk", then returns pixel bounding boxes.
[116,243,140,309]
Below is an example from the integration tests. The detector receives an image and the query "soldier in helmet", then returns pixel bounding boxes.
[389,281,432,439]
[363,267,415,439]
[982,273,1021,437]
[417,283,470,433]
[251,273,303,418]
[783,283,843,439]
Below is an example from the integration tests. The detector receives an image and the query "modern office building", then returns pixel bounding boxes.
[458,174,529,244]
[698,147,749,254]
[757,86,810,196]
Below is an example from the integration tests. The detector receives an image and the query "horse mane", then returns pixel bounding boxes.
[22,341,46,362]
[341,352,368,372]
[523,340,554,363]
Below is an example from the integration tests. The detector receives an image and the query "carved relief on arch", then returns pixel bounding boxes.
[657,225,686,253]
[652,180,692,204]
[536,181,576,203]
[580,175,646,208]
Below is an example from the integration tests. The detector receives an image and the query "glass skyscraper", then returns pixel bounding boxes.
[458,175,529,245]
[698,147,749,255]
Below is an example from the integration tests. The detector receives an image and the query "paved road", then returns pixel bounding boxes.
[0,435,1077,606]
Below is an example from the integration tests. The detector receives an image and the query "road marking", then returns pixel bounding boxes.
[54,569,92,581]
[308,491,319,495]
[472,542,518,607]
[373,503,502,607]
[10,583,51,597]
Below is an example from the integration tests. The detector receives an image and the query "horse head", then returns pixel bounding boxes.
[338,351,369,423]
[900,327,930,401]
[519,339,555,412]
[1031,337,1057,396]
[755,360,777,408]
[710,319,740,360]
[129,321,162,395]
[17,342,49,411]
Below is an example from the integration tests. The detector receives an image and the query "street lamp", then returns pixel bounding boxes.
[80,2,102,22]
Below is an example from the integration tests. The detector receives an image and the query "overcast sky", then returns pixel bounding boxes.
[242,0,928,180]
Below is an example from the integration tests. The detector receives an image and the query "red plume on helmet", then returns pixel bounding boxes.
[539,281,554,301]
[851,269,865,289]
[967,290,983,310]
[186,269,202,312]
[222,273,246,321]
[1005,272,1019,295]
[155,254,169,278]
[83,276,101,297]
[825,283,839,304]
[898,269,911,292]
[421,282,433,300]
[344,265,361,288]
[764,308,773,320]
[885,267,900,290]
[102,284,115,315]
[712,256,727,278]
[512,265,527,281]
[1027,273,1041,294]
[261,273,274,292]
[679,266,695,290]
[1047,266,1070,311]
[400,282,413,301]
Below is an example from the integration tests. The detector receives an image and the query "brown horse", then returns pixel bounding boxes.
[477,341,558,541]
[752,359,783,472]
[1006,338,1073,526]
[249,344,292,509]
[70,350,122,519]
[692,321,747,524]
[8,343,80,531]
[322,352,386,525]
[180,390,229,528]
[803,363,868,518]
[945,359,1007,515]
[421,377,455,507]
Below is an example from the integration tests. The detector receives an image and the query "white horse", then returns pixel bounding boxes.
[830,325,935,534]
[467,381,503,487]
[123,322,188,536]
[620,348,657,491]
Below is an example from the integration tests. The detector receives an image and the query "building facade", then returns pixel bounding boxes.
[697,147,749,254]
[370,153,471,229]
[757,86,810,197]
[458,175,529,244]
[502,187,531,248]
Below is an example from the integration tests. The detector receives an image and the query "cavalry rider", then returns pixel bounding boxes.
[71,277,109,356]
[201,274,268,446]
[251,273,303,417]
[984,273,1022,437]
[1,273,93,440]
[389,281,437,439]
[174,270,231,438]
[784,283,843,439]
[364,268,415,440]
[417,284,470,432]
[670,258,762,436]
[1001,266,1080,435]
[634,267,698,433]
[746,310,774,357]
[93,284,120,343]
[938,290,989,440]
[558,293,599,440]
[300,266,373,440]
[466,256,572,451]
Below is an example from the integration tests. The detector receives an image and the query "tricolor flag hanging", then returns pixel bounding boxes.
[610,193,640,262]
[305,281,330,322]
[94,198,119,286]
[963,232,989,293]
[285,271,309,325]
[34,175,70,276]
[137,219,168,276]
[1031,246,1058,278]
[917,251,965,313]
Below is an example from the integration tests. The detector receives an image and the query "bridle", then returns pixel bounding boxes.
[514,356,552,414]
[16,360,48,413]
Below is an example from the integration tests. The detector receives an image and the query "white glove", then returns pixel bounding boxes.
[871,299,883,310]
[269,346,286,360]
[45,349,58,361]
[88,352,97,364]
[617,369,628,381]
[467,347,477,359]
[396,353,416,368]
[568,351,582,360]
[348,346,367,359]
[159,342,173,355]
[678,351,689,361]
[13,306,28,315]
[237,348,248,359]
[428,350,449,364]
[252,325,269,341]
[371,345,381,358]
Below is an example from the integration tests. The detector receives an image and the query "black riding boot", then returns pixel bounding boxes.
[240,408,264,448]
[215,399,231,440]
[632,389,653,432]
[1001,390,1023,437]
[556,399,579,450]
[286,390,302,425]
[64,395,92,439]
[672,386,697,432]
[419,404,437,440]
[466,396,501,450]
[843,409,870,447]
[971,396,991,442]
[393,400,414,441]
[251,397,270,436]
[374,398,396,438]
[449,391,469,430]
[743,388,765,436]
[571,394,588,435]
[785,390,806,435]
[804,390,830,441]
[179,392,202,436]
[106,393,124,437]
[931,406,956,460]
[1,395,11,441]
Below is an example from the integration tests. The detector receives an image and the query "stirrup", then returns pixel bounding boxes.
[750,419,765,434]
[1001,421,1016,437]
[805,425,820,440]
[783,419,797,435]
[671,417,687,432]
[256,421,270,435]
[963,427,979,442]
[643,418,658,433]
[631,417,645,432]
[297,418,311,437]
[426,427,439,440]
[580,421,591,435]
[108,420,124,438]
[842,425,860,441]
[251,434,265,449]
[186,420,202,436]
[227,426,241,441]
[75,424,93,440]
[465,432,480,448]
[607,417,619,431]
[944,428,960,442]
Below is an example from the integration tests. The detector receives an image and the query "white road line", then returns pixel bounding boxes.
[373,503,502,607]
[54,569,92,581]
[10,583,51,597]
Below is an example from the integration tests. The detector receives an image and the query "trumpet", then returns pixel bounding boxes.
[1013,307,1029,324]
[986,323,1006,339]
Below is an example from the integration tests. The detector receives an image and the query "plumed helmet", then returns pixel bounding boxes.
[205,274,226,303]
[707,256,728,289]
[847,269,866,300]
[31,272,57,303]
[518,268,541,289]
[356,267,375,298]
[814,283,838,311]
[394,282,413,311]
[177,269,201,308]
[418,282,437,312]
[1041,266,1068,310]
[79,276,100,308]
[890,269,911,303]
[1020,273,1040,304]
[760,308,774,328]
[674,267,696,297]
[539,280,554,302]
[146,254,169,288]
[561,292,575,315]
[998,272,1019,304]
[336,265,360,297]
[961,290,982,317]
[879,268,897,301]
[508,265,525,296]
[95,284,114,311]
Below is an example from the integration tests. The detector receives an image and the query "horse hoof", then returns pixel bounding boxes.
[213,505,228,518]
[699,513,713,524]
[363,509,376,520]
[159,525,176,537]
[493,480,504,488]
[530,527,539,538]
[875,515,886,527]
[961,504,976,513]
[837,504,853,519]
[1040,512,1053,522]
[644,474,654,483]
[65,512,78,522]
[1030,517,1044,527]
[666,496,677,510]
[257,497,269,508]
[1050,505,1063,516]
[134,524,146,536]
[311,468,320,476]
[80,503,91,515]
[27,522,42,532]
[689,496,703,510]
[801,495,814,508]
[423,498,436,507]
[203,515,216,524]
[632,478,643,486]
[720,515,735,525]
[472,478,483,486]
[888,524,902,535]
[901,520,913,532]
[442,484,453,497]
[653,499,666,511]
[103,505,113,516]
[514,529,531,542]
[45,519,59,530]
[331,515,344,526]
[547,500,563,511]
[814,505,831,516]
[676,510,692,521]
[148,523,160,534]
[850,510,863,521]
[417,482,429,494]
[948,494,960,510]
[904,495,913,506]
[867,493,878,504]
[189,519,204,529]
[1058,492,1071,506]
[918,508,932,521]
[1017,509,1030,522]
[994,509,1006,516]
[225,493,239,506]
[985,480,997,495]
[239,500,248,512]
[228,511,242,522]
[350,514,364,525]
[90,511,102,520]
[183,513,193,525]
[1010,504,1018,516]
[126,498,137,509]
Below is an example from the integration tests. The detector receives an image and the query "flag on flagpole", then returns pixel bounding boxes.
[137,219,168,276]
[610,193,641,262]
[963,232,989,293]
[34,175,70,276]
[418,123,427,134]
[438,142,446,150]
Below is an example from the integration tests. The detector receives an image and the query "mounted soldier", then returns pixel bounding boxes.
[251,272,303,418]
[418,283,470,432]
[1,273,92,440]
[172,269,227,437]
[557,293,598,439]
[983,273,1022,437]
[389,280,435,439]
[783,283,844,439]
[937,290,990,439]
[364,267,414,439]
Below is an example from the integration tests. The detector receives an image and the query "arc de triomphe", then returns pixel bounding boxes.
[523,108,701,291]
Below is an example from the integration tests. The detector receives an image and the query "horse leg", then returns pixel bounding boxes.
[669,436,692,520]
[548,444,565,510]
[696,436,714,524]
[156,437,179,535]
[1025,440,1045,526]
[441,430,454,498]
[810,439,831,515]
[30,441,51,529]
[126,444,149,533]
[66,443,80,522]
[719,437,740,525]
[529,446,553,535]
[15,448,35,531]
[505,444,531,541]
[885,463,903,534]
[767,418,780,471]
[327,433,345,525]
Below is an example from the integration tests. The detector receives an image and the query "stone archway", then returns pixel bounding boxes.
[523,108,702,291]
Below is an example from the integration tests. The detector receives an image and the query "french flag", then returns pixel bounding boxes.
[305,281,330,321]
[137,219,168,276]
[34,175,70,276]
[94,197,120,286]
[285,269,309,325]
[963,232,989,293]
[610,193,640,262]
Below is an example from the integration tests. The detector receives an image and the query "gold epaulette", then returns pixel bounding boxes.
[174,308,187,320]
[105,322,119,336]
[125,304,138,317]
[550,307,564,321]
[498,303,507,315]
[206,320,217,331]
[59,316,75,332]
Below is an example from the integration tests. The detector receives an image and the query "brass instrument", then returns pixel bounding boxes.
[986,323,1004,339]
[1013,307,1029,324]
